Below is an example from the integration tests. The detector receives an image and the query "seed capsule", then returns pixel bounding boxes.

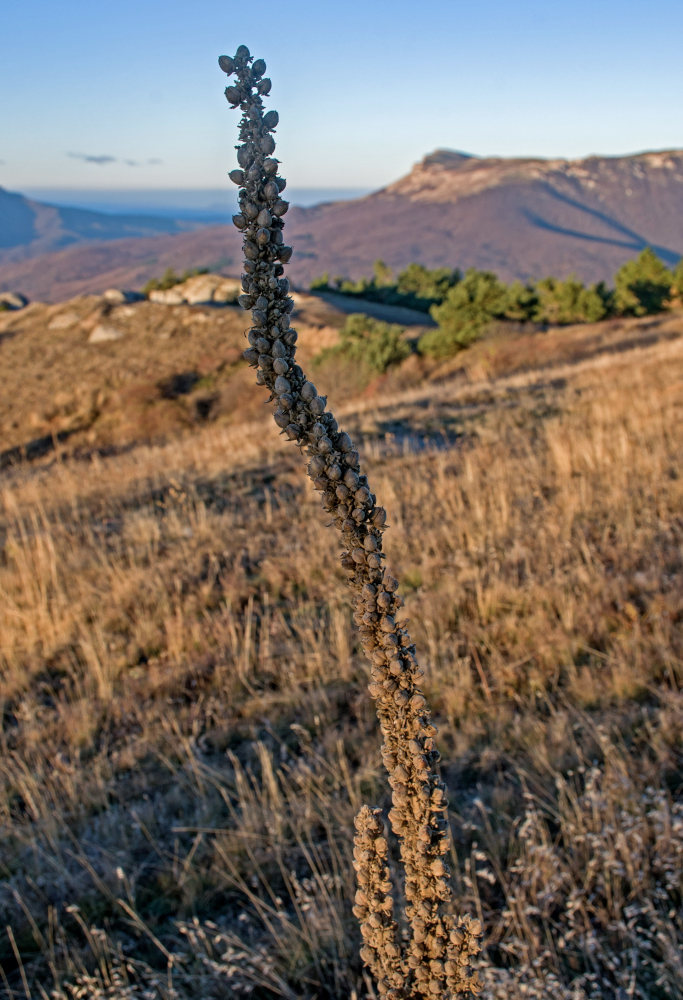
[285,423,299,440]
[276,176,287,192]
[232,214,247,230]
[242,348,259,366]
[263,180,279,201]
[257,77,272,95]
[263,109,279,130]
[225,85,241,106]
[308,455,326,476]
[238,294,254,309]
[355,486,372,505]
[363,534,378,552]
[309,396,325,416]
[278,246,293,263]
[228,168,244,185]
[260,135,276,155]
[251,58,266,78]
[343,469,359,490]
[327,464,342,482]
[272,358,289,376]
[256,209,272,227]
[371,507,387,527]
[243,202,259,220]
[258,355,272,371]
[274,376,291,395]
[256,228,270,246]
[271,339,288,358]
[234,44,250,60]
[263,157,278,175]
[218,54,235,74]
[352,548,367,564]
[338,432,353,452]
[272,198,289,217]
[274,409,290,428]
[301,381,317,402]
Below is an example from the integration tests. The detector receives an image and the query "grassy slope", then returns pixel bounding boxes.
[0,301,681,998]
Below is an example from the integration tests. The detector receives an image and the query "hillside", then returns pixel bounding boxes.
[1,291,681,997]
[0,185,198,263]
[1,148,682,301]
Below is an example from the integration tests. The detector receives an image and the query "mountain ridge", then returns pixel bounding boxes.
[0,185,199,264]
[1,147,682,301]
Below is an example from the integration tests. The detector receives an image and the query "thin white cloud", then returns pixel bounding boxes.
[67,153,163,167]
[68,152,117,166]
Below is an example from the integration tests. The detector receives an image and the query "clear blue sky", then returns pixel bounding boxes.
[1,0,682,194]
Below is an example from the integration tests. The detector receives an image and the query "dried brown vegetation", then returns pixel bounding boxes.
[0,290,681,996]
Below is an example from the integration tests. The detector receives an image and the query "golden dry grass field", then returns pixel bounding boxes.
[0,292,681,999]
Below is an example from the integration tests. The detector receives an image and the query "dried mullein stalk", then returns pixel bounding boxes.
[219,45,481,999]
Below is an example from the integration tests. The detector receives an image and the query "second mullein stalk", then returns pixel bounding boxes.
[220,46,481,1000]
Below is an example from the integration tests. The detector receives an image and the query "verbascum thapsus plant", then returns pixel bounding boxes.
[219,45,481,999]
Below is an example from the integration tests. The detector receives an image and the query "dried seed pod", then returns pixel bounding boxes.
[263,109,279,130]
[234,44,250,60]
[238,293,254,309]
[242,348,259,366]
[279,392,294,409]
[243,201,259,220]
[301,381,317,402]
[338,432,353,452]
[225,85,242,105]
[263,157,278,174]
[327,464,342,482]
[285,423,299,440]
[251,58,266,78]
[371,507,387,527]
[256,209,272,227]
[263,180,279,201]
[256,228,270,246]
[260,134,276,155]
[258,354,273,371]
[228,168,244,184]
[355,486,372,505]
[278,246,293,263]
[363,534,378,552]
[274,409,290,428]
[257,77,272,95]
[232,213,247,230]
[352,548,367,564]
[218,54,235,74]
[272,198,289,217]
[273,358,289,376]
[271,339,288,358]
[309,396,325,416]
[344,469,360,490]
[274,376,291,395]
[255,336,270,353]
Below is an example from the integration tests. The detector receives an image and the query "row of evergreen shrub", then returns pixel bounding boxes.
[312,248,682,362]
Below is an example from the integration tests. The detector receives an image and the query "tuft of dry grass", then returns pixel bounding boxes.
[0,315,681,998]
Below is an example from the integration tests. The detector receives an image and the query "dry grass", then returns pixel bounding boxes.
[0,311,681,998]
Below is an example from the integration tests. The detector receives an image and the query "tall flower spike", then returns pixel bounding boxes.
[219,47,481,998]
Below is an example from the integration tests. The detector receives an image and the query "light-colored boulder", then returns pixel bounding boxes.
[182,275,220,305]
[148,288,186,305]
[48,311,80,330]
[0,291,28,310]
[103,288,144,305]
[212,278,241,304]
[89,324,124,343]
